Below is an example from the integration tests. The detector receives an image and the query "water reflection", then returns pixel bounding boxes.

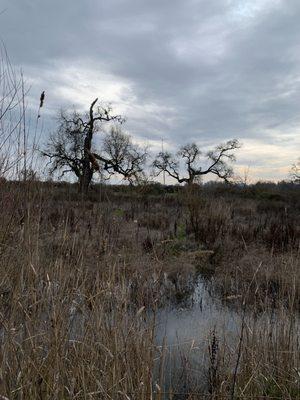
[154,277,299,397]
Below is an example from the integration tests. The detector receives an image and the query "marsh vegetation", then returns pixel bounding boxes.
[0,180,299,399]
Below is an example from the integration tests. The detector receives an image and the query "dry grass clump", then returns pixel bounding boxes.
[0,260,156,398]
[181,185,299,306]
[212,248,300,309]
[0,186,159,399]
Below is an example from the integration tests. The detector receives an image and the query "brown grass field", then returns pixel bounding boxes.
[0,180,299,399]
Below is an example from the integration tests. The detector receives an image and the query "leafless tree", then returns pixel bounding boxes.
[93,127,148,184]
[234,166,252,187]
[42,110,85,179]
[43,99,124,192]
[290,158,300,184]
[153,139,241,184]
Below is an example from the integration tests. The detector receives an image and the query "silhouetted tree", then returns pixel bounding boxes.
[43,98,124,192]
[290,159,300,184]
[153,139,241,184]
[93,127,148,184]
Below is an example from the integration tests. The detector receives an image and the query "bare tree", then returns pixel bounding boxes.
[43,99,124,192]
[93,127,148,184]
[42,110,85,179]
[290,159,300,184]
[153,139,241,184]
[234,166,252,188]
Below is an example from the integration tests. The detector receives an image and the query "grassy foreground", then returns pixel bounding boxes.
[0,180,299,399]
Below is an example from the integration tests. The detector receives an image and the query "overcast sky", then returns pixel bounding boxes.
[1,0,300,182]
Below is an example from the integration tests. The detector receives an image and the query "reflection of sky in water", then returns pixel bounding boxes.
[154,279,241,394]
[156,280,240,347]
[153,278,300,396]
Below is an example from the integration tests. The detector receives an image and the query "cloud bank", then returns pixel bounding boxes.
[1,0,300,181]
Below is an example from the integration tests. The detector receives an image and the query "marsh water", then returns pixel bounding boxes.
[153,278,240,394]
[67,272,299,398]
[153,276,299,397]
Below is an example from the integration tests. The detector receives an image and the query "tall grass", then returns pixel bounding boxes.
[0,182,299,399]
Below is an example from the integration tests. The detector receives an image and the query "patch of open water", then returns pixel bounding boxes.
[154,277,299,397]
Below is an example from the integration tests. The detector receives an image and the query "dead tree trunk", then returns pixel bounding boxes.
[79,98,98,194]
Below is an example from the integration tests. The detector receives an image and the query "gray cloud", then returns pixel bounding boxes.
[1,0,299,180]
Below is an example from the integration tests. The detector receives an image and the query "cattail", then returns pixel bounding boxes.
[38,91,45,118]
[39,91,45,108]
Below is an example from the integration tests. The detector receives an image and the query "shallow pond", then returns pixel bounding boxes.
[154,277,299,397]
